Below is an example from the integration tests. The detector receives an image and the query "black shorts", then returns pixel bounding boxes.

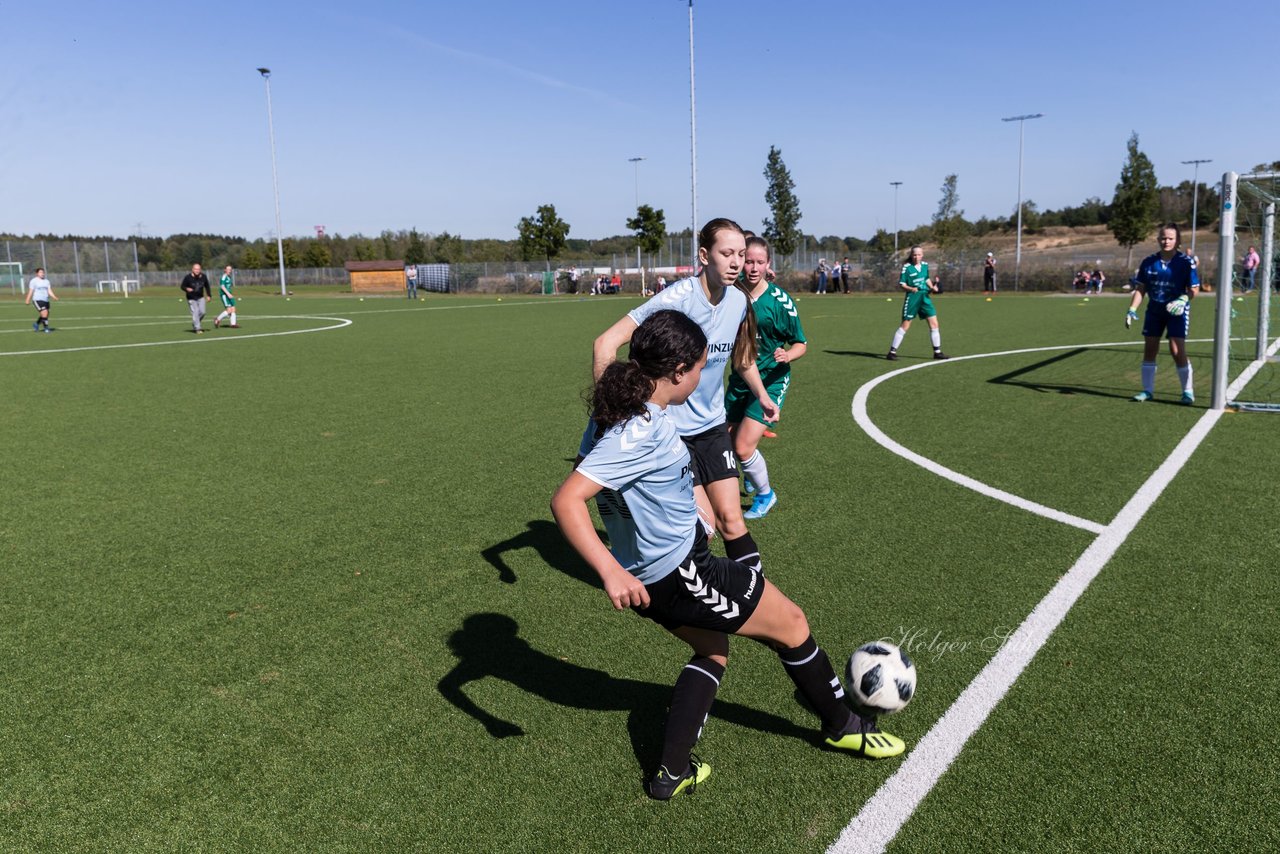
[634,532,763,634]
[681,424,737,486]
[33,300,50,311]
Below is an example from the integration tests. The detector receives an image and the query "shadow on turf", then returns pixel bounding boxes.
[438,612,815,774]
[481,520,600,586]
[986,346,1145,399]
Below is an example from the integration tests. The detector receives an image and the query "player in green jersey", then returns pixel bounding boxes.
[214,265,239,328]
[886,246,948,361]
[726,236,806,519]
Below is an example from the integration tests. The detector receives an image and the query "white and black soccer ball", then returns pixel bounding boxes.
[847,641,917,715]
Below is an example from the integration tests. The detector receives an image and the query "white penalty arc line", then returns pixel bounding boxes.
[832,334,1280,854]
[852,338,1215,533]
[0,315,351,357]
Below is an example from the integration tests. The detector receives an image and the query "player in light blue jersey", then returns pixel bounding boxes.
[592,218,778,575]
[24,268,58,333]
[1125,223,1200,404]
[554,310,905,801]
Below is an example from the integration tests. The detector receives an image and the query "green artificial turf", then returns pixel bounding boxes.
[0,289,1275,851]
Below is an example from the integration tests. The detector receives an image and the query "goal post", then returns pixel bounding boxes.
[0,261,22,296]
[1213,170,1280,412]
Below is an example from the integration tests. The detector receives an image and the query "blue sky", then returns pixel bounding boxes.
[4,0,1276,241]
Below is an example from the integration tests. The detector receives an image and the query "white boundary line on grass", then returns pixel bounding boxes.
[832,334,1280,854]
[0,315,352,357]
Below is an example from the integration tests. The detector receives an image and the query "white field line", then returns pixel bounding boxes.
[0,298,579,356]
[0,316,351,357]
[831,335,1280,854]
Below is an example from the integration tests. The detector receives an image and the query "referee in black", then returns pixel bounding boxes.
[181,263,212,334]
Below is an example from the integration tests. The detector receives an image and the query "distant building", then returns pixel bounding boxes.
[345,260,406,293]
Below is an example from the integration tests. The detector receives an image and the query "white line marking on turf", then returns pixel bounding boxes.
[0,315,351,357]
[832,334,1280,854]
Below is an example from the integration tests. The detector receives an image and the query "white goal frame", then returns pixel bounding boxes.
[1213,171,1279,410]
[0,261,22,296]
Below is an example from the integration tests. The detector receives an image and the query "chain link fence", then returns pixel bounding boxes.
[5,235,1245,297]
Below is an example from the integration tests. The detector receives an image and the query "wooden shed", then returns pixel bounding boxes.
[345,260,406,293]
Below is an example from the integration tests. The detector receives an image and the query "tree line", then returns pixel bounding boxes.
[7,140,1267,274]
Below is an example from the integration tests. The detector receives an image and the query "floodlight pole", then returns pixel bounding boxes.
[628,157,645,210]
[687,0,698,267]
[1002,113,1043,291]
[889,181,902,260]
[628,157,647,290]
[258,67,287,297]
[1181,158,1212,257]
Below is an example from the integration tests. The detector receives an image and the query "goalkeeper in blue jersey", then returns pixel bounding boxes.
[1125,223,1200,404]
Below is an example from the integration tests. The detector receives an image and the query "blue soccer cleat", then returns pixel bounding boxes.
[1181,391,1195,405]
[744,490,777,519]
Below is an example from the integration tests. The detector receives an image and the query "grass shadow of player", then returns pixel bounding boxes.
[481,520,600,587]
[438,612,816,775]
[824,348,898,361]
[986,346,1140,400]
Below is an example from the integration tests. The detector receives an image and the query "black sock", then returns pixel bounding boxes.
[724,532,762,574]
[777,635,856,737]
[658,656,725,774]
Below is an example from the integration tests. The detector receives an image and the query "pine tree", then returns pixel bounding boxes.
[762,146,802,262]
[1108,132,1160,270]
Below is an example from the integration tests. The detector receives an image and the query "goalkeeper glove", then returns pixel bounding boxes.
[1125,309,1138,329]
[1167,295,1190,316]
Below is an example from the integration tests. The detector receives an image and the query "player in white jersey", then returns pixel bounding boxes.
[555,310,905,801]
[591,218,777,575]
[25,268,58,333]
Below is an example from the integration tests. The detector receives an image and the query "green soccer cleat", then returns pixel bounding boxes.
[647,757,711,800]
[825,719,906,759]
[1132,391,1153,402]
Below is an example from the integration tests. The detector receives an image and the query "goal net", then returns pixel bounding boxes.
[0,261,22,296]
[1212,171,1280,411]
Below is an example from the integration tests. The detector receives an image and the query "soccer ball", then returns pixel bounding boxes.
[847,641,917,715]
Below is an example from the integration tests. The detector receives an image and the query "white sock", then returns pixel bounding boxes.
[217,311,228,323]
[1142,362,1157,394]
[930,329,942,350]
[740,449,771,495]
[230,310,237,325]
[1177,363,1192,393]
[891,328,906,350]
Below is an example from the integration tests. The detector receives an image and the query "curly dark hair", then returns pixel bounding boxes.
[592,310,707,432]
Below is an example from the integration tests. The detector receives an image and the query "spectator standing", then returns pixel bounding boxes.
[1243,245,1260,292]
[180,263,212,334]
[406,265,418,299]
[816,259,828,294]
[983,252,997,294]
[25,267,58,333]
